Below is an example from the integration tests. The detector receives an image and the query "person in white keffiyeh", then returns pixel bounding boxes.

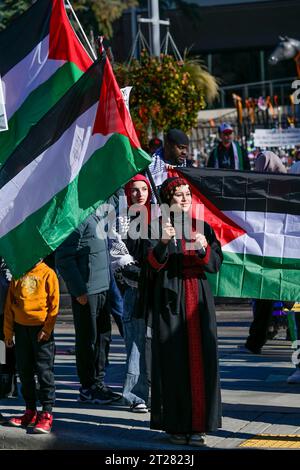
[147,129,192,196]
[110,174,151,413]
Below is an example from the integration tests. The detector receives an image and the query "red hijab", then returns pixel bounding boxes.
[124,174,151,221]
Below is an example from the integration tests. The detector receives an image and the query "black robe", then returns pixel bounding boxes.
[146,220,223,434]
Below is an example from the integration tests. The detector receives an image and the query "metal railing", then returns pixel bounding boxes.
[219,76,297,108]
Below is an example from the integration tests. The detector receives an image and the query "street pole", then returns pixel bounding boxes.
[138,0,169,58]
[130,7,138,59]
[260,50,266,97]
[151,0,160,57]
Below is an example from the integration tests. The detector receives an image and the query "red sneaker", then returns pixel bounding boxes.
[33,412,53,434]
[8,409,37,428]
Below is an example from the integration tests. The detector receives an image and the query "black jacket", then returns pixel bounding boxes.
[55,213,110,297]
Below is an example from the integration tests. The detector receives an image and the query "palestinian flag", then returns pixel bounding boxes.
[0,55,152,278]
[178,167,300,302]
[0,0,92,166]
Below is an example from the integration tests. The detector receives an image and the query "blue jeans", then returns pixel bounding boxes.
[122,287,149,405]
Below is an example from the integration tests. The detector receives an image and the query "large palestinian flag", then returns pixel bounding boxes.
[178,167,300,302]
[0,0,92,166]
[0,55,152,278]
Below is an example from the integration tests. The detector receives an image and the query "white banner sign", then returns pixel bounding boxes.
[120,86,133,113]
[254,128,300,148]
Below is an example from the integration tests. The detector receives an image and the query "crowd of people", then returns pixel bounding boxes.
[192,124,300,171]
[0,123,299,444]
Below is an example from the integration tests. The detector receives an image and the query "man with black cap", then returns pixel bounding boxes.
[148,128,192,192]
[207,122,250,170]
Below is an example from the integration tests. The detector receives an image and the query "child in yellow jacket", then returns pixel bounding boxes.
[4,261,59,434]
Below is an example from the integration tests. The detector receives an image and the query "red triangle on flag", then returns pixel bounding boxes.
[172,169,246,247]
[93,57,140,149]
[49,0,92,71]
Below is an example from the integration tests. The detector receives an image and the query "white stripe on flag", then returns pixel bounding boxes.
[222,210,300,259]
[3,35,65,119]
[0,103,112,238]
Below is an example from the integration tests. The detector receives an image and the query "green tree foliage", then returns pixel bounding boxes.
[73,0,137,38]
[0,1,137,38]
[0,0,34,31]
[115,50,218,145]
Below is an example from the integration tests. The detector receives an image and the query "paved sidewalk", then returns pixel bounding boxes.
[1,306,300,450]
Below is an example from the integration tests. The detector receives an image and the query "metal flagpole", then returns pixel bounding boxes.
[145,168,162,206]
[145,167,178,247]
[65,0,97,61]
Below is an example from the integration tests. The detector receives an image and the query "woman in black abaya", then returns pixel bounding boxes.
[146,177,223,446]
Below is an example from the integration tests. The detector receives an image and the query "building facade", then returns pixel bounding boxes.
[112,0,300,88]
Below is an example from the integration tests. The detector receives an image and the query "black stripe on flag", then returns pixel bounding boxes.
[0,57,106,190]
[179,167,300,216]
[0,0,51,77]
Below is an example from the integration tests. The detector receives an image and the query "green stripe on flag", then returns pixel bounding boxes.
[208,251,300,302]
[0,62,83,166]
[0,134,151,278]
